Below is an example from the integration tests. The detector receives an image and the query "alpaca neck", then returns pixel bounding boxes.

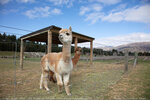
[72,52,80,66]
[62,42,71,62]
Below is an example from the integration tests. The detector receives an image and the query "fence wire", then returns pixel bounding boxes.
[0,41,146,99]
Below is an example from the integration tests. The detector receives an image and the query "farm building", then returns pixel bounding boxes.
[20,25,95,69]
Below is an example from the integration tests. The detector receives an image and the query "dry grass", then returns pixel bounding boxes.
[1,58,149,100]
[104,60,150,100]
[0,58,124,99]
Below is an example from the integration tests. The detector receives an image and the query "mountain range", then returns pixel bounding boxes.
[101,42,150,52]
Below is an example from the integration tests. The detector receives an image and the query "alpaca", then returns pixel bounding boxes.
[72,47,81,67]
[40,27,73,96]
[48,47,81,83]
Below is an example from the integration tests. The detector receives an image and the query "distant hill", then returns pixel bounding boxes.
[98,46,113,51]
[115,42,150,52]
[99,42,150,52]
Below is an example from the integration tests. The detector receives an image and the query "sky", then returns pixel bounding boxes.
[0,0,150,47]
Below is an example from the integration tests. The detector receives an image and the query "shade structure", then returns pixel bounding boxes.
[20,25,94,44]
[20,25,95,69]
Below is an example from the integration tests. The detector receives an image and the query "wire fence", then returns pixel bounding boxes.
[0,41,146,99]
[0,29,150,99]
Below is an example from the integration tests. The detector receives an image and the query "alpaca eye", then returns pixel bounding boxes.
[66,33,70,36]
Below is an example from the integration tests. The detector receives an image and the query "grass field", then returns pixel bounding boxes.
[0,57,150,100]
[0,51,20,56]
[104,60,150,100]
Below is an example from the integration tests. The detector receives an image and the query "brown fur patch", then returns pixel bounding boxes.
[49,71,56,83]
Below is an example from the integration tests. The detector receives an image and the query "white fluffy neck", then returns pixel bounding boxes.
[62,42,71,62]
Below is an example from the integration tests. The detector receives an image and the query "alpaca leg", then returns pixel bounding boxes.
[40,74,43,89]
[43,72,50,91]
[63,74,71,96]
[49,71,57,83]
[56,73,63,93]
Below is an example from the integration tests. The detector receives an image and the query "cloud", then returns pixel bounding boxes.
[0,0,11,4]
[111,3,127,13]
[48,0,74,7]
[16,0,35,3]
[79,4,102,15]
[24,6,62,18]
[77,33,150,48]
[51,8,62,14]
[92,4,102,11]
[79,6,90,15]
[89,0,121,5]
[98,0,121,5]
[95,33,150,47]
[84,4,150,24]
[102,4,150,23]
[0,9,18,14]
[85,12,104,24]
[0,0,35,4]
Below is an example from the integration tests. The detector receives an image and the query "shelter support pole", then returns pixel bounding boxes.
[48,30,52,53]
[90,40,93,64]
[74,37,78,50]
[20,39,24,70]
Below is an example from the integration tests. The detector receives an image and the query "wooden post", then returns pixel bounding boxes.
[74,37,78,50]
[45,42,47,54]
[20,39,24,70]
[133,52,138,67]
[124,50,128,72]
[48,30,52,53]
[90,40,93,63]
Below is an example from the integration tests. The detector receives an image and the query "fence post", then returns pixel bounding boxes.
[124,50,128,72]
[14,42,17,97]
[133,52,138,67]
[90,40,93,65]
[20,39,24,70]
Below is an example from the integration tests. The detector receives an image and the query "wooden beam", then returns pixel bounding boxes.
[74,37,78,50]
[21,30,48,40]
[90,40,93,63]
[72,34,93,42]
[20,39,24,70]
[48,30,52,53]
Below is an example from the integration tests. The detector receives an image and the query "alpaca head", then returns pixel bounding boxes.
[75,47,82,55]
[59,26,72,44]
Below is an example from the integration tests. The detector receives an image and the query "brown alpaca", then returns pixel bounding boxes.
[72,47,81,67]
[48,47,81,83]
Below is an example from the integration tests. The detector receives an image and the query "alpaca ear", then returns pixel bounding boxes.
[69,26,72,32]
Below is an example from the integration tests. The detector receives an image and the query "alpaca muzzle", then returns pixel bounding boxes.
[59,35,63,43]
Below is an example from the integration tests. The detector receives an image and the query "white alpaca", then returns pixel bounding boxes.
[40,26,73,96]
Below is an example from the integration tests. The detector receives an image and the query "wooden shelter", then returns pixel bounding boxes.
[20,25,95,69]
